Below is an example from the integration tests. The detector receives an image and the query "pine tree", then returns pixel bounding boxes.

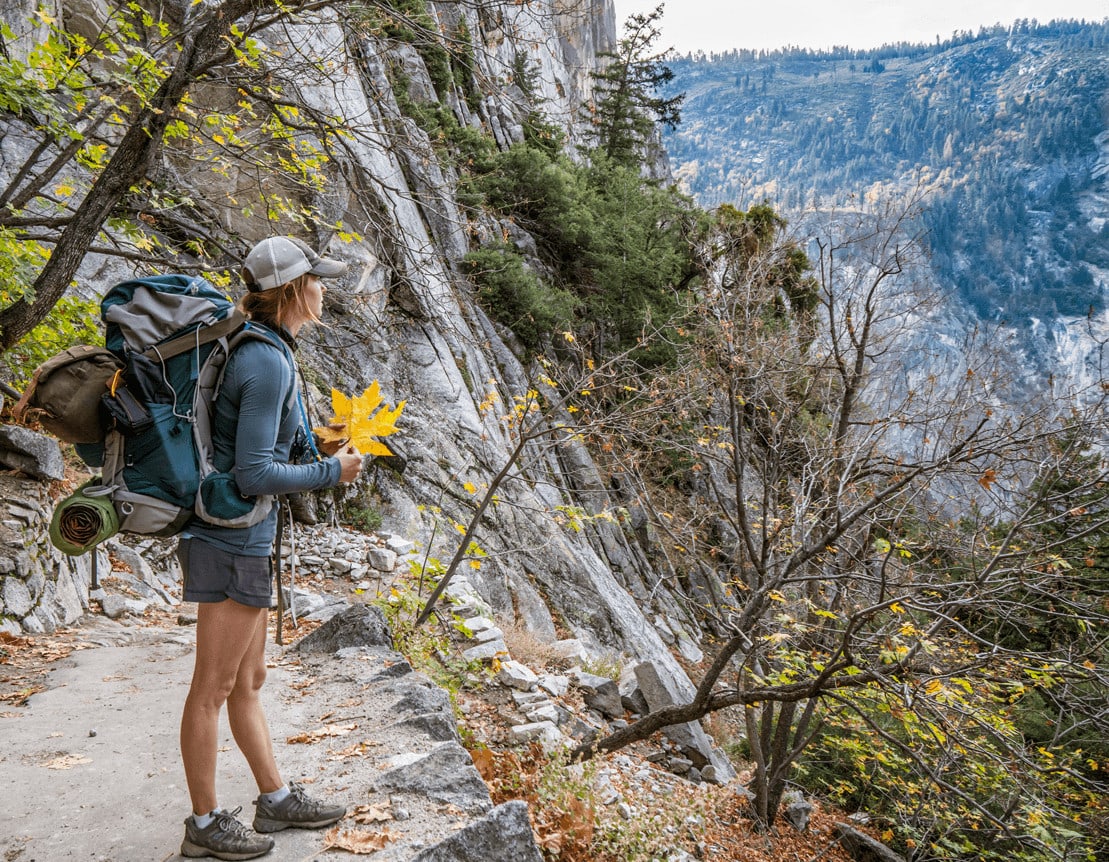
[585,3,683,167]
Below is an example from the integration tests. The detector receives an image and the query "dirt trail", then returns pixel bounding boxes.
[0,612,482,862]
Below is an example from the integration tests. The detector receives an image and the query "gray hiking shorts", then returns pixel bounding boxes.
[178,538,273,608]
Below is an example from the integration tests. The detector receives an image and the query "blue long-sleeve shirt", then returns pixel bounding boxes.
[185,332,340,555]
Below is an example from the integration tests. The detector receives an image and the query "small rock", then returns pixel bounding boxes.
[525,704,560,724]
[329,558,353,573]
[461,640,508,662]
[550,638,589,663]
[367,546,398,572]
[669,757,693,775]
[617,802,633,820]
[537,674,570,697]
[785,798,813,832]
[384,535,416,556]
[510,720,563,746]
[101,595,148,620]
[472,626,505,645]
[511,690,548,707]
[497,659,539,691]
[834,823,906,862]
[574,671,623,719]
[460,615,495,635]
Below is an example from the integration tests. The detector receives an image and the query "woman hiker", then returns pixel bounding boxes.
[179,236,364,860]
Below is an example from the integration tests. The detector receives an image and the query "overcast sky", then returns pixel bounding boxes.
[611,0,1109,54]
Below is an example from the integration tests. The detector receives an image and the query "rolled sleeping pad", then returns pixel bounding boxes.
[49,482,120,555]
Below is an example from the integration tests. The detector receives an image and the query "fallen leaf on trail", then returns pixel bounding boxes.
[45,753,92,769]
[470,747,496,780]
[328,741,375,761]
[322,825,397,854]
[351,803,393,824]
[1,685,44,705]
[287,723,358,744]
[0,711,22,718]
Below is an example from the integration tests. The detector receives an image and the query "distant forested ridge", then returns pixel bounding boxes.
[663,19,1109,325]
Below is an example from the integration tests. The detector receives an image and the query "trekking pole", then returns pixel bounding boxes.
[274,499,286,646]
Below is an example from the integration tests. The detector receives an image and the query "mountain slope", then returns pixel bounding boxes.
[664,21,1109,335]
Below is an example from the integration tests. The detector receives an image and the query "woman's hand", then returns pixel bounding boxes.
[336,445,363,483]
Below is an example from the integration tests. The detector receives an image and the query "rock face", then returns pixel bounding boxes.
[0,0,730,788]
[0,475,99,633]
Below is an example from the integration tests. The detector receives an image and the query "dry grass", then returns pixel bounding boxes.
[501,621,571,671]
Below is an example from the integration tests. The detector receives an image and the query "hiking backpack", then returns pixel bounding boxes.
[18,274,302,542]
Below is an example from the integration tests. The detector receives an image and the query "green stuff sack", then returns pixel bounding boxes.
[49,482,120,556]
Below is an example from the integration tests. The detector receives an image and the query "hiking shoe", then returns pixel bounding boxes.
[253,782,346,833]
[181,807,274,860]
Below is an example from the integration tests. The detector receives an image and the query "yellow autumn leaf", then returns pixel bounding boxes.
[315,382,406,457]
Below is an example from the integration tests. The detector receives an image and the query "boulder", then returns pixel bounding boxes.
[834,824,907,862]
[509,721,563,749]
[100,594,148,619]
[573,671,622,719]
[0,425,64,481]
[295,603,391,653]
[497,659,538,691]
[375,743,492,813]
[410,801,542,862]
[784,790,813,832]
[367,546,398,572]
[462,640,508,662]
[634,661,735,779]
[2,577,33,618]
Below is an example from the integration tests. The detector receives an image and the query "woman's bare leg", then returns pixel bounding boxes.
[180,600,280,814]
[226,605,282,794]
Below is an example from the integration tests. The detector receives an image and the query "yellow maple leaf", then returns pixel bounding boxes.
[315,381,406,457]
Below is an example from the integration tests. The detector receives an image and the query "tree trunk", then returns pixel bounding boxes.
[0,0,271,350]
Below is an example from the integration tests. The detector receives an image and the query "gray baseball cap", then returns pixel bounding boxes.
[242,236,347,291]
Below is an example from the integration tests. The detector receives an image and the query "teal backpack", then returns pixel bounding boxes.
[31,274,306,552]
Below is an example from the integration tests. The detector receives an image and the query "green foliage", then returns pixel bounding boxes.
[355,0,475,104]
[343,503,384,533]
[579,653,623,681]
[2,295,102,386]
[470,142,700,363]
[463,244,577,354]
[585,4,683,166]
[371,563,490,696]
[796,680,1105,861]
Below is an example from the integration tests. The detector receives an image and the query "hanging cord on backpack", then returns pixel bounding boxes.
[150,326,205,423]
[275,367,317,645]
